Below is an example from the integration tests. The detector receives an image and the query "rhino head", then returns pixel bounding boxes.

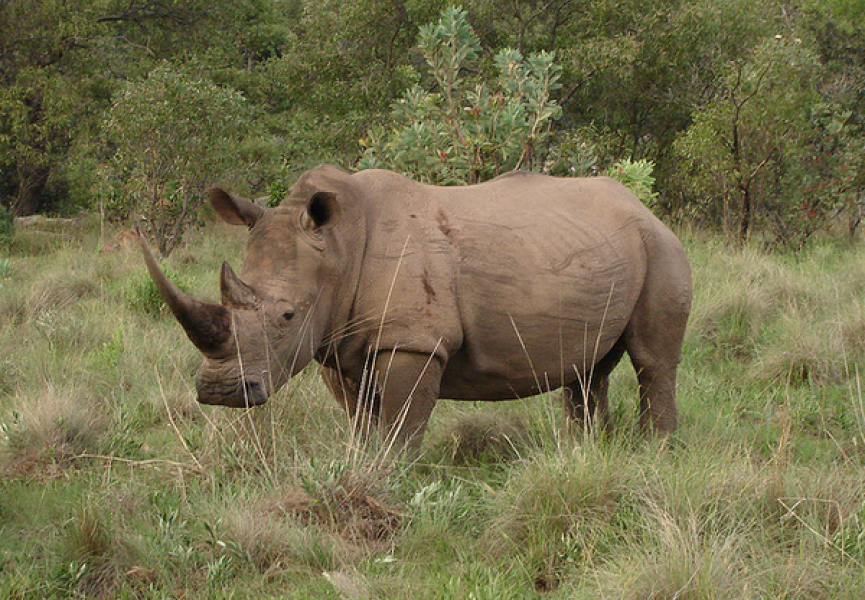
[140,187,343,408]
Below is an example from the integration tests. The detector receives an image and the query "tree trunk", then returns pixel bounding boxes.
[850,187,864,241]
[738,184,752,243]
[12,166,50,216]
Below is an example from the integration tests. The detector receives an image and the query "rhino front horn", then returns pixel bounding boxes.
[136,230,232,355]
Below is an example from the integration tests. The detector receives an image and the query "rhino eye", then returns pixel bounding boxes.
[283,310,295,322]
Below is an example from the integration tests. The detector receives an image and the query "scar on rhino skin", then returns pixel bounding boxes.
[436,209,452,237]
[422,270,436,304]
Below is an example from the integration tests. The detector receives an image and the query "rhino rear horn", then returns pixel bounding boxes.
[220,261,259,309]
[136,230,232,355]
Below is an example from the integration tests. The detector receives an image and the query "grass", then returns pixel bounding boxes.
[2,220,865,598]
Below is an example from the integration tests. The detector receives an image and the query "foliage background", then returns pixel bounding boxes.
[1,0,864,249]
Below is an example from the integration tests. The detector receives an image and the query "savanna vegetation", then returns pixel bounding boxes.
[3,0,865,598]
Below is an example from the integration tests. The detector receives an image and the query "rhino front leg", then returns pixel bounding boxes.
[319,364,382,443]
[374,350,443,454]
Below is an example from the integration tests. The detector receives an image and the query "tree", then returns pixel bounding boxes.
[358,6,562,184]
[0,0,862,244]
[805,0,865,238]
[228,0,443,176]
[102,64,255,256]
[0,0,289,216]
[466,0,777,193]
[0,67,84,215]
[673,37,835,246]
[0,0,97,215]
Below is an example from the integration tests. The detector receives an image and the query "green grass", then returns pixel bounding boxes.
[2,220,865,598]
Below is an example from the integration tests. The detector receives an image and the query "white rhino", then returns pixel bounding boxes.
[142,166,692,450]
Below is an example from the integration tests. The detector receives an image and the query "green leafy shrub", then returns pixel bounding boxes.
[358,7,562,184]
[604,158,659,208]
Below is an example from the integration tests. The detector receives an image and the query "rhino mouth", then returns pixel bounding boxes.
[196,377,269,408]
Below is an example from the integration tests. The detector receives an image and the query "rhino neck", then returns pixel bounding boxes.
[294,169,369,363]
[313,237,368,368]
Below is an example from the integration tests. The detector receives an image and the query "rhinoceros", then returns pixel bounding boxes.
[141,165,691,450]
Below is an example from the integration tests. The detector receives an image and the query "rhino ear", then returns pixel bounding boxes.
[208,188,265,229]
[302,191,341,231]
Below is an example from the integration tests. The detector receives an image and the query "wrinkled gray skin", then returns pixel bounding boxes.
[142,165,692,452]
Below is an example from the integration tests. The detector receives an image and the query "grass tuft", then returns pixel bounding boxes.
[588,508,750,599]
[61,506,119,597]
[485,441,637,590]
[434,410,531,465]
[291,461,408,547]
[27,270,100,316]
[694,283,770,360]
[1,385,105,477]
[209,500,343,574]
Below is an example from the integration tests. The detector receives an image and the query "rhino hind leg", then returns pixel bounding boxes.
[564,339,626,435]
[632,361,679,434]
[622,289,690,436]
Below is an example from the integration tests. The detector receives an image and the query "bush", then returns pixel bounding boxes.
[672,37,846,247]
[604,159,659,208]
[102,64,257,257]
[358,7,562,184]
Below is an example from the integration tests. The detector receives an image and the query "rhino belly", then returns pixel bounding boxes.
[438,312,629,401]
[438,257,638,399]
